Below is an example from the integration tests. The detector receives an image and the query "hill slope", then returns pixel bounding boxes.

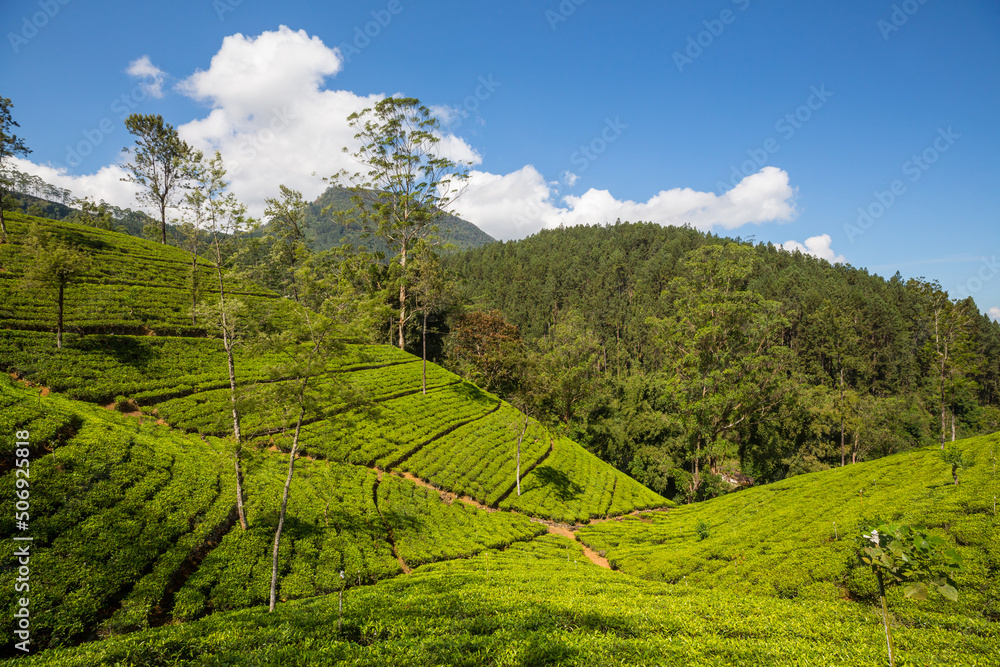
[0,212,666,654]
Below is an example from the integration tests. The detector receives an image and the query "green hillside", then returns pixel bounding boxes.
[0,211,669,656]
[2,212,996,665]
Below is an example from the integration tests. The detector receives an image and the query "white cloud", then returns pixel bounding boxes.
[989,307,1000,322]
[563,171,580,187]
[779,233,846,264]
[126,55,166,99]
[9,156,135,206]
[450,165,798,241]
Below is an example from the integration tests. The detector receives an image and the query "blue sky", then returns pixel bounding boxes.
[2,0,998,318]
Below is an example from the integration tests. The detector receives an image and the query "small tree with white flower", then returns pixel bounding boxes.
[857,522,962,667]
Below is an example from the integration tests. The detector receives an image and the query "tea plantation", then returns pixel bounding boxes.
[2,212,997,665]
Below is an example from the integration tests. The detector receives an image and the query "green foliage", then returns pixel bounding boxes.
[579,434,999,621]
[696,519,710,541]
[940,442,972,485]
[16,536,999,667]
[857,522,962,602]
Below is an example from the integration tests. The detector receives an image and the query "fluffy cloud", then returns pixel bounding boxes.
[779,234,845,264]
[989,307,1000,322]
[450,165,797,241]
[126,55,167,98]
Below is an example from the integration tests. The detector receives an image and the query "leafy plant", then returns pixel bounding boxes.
[940,442,971,485]
[695,520,711,541]
[857,521,962,666]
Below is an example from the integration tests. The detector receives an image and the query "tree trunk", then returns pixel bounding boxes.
[515,416,528,497]
[951,410,956,442]
[56,281,64,349]
[270,401,305,612]
[0,201,8,242]
[218,263,247,531]
[421,308,428,395]
[160,201,167,245]
[191,254,198,325]
[839,365,845,467]
[877,572,896,667]
[398,243,407,350]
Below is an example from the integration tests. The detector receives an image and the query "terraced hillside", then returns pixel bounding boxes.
[0,212,669,654]
[579,433,1000,620]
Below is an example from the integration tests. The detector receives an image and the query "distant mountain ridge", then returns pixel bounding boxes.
[303,185,496,254]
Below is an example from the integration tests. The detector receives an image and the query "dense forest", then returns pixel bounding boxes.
[443,222,1000,500]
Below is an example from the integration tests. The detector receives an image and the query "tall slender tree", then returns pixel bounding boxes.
[329,97,470,351]
[122,114,195,244]
[191,151,255,530]
[0,96,32,242]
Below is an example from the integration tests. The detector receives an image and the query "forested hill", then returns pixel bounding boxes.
[446,221,1000,499]
[304,186,496,253]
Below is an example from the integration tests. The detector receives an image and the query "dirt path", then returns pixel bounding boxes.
[533,520,613,570]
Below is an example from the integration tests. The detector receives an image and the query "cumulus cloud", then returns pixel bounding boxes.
[989,307,1000,322]
[450,165,798,241]
[126,55,166,98]
[779,234,846,264]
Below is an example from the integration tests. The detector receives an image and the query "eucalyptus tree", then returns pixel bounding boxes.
[263,185,310,302]
[122,113,196,244]
[329,97,470,351]
[190,150,256,531]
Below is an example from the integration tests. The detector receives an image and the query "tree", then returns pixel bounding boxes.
[190,150,255,531]
[411,243,453,394]
[528,311,603,427]
[72,197,115,230]
[330,97,470,351]
[939,443,970,485]
[0,96,32,242]
[913,281,979,448]
[263,185,310,302]
[446,310,525,398]
[260,306,351,612]
[21,223,90,348]
[650,244,793,501]
[122,114,195,244]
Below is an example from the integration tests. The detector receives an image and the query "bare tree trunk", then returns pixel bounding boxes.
[839,366,845,467]
[56,282,64,349]
[0,200,8,242]
[951,410,956,442]
[398,243,407,350]
[421,309,428,395]
[191,254,198,325]
[270,401,305,612]
[218,263,247,531]
[515,416,528,496]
